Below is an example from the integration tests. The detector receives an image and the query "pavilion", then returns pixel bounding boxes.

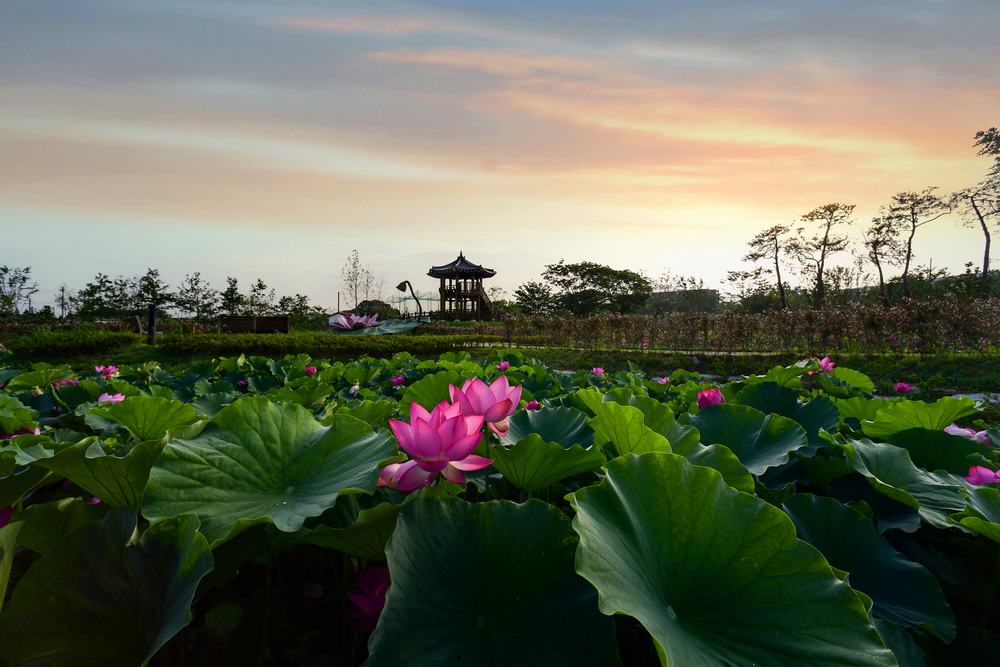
[427,253,496,321]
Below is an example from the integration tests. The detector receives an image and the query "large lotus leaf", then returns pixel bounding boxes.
[305,500,401,561]
[365,498,621,666]
[836,397,895,423]
[886,428,992,474]
[783,493,955,640]
[191,392,235,418]
[398,370,464,416]
[275,383,335,407]
[489,434,606,493]
[36,436,169,508]
[681,403,809,476]
[0,395,35,434]
[874,619,926,667]
[12,497,112,555]
[499,406,594,449]
[601,393,701,451]
[5,369,75,392]
[743,364,809,389]
[669,439,754,493]
[0,519,24,611]
[817,368,876,399]
[734,382,840,443]
[143,398,395,546]
[0,507,213,667]
[0,466,52,509]
[343,400,397,428]
[948,486,1000,543]
[834,438,968,529]
[863,397,981,440]
[570,453,895,667]
[832,367,876,393]
[89,396,200,442]
[0,434,57,476]
[588,401,671,459]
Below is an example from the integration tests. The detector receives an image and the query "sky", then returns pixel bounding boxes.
[1,0,998,310]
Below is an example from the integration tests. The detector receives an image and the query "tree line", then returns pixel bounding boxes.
[509,127,1000,316]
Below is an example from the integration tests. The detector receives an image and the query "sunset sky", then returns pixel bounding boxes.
[2,0,998,310]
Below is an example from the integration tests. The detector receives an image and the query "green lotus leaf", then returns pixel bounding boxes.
[0,434,57,476]
[191,392,235,418]
[4,369,75,392]
[499,406,594,449]
[735,382,840,443]
[489,434,606,493]
[948,486,1000,543]
[90,396,200,442]
[602,393,701,451]
[0,466,52,509]
[338,400,397,428]
[143,398,394,546]
[863,397,981,440]
[827,367,876,394]
[0,519,24,611]
[588,401,671,458]
[834,437,968,529]
[671,439,754,493]
[365,498,621,666]
[11,496,112,555]
[836,397,895,423]
[143,384,178,400]
[681,403,809,475]
[36,435,172,508]
[0,507,213,667]
[304,500,401,561]
[783,493,955,640]
[0,395,35,435]
[570,453,896,667]
[398,370,465,416]
[886,428,991,474]
[743,364,810,389]
[874,619,926,667]
[275,383,335,407]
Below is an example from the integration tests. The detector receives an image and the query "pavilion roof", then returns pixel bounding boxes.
[427,252,496,278]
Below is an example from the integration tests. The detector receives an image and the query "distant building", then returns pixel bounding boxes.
[428,253,496,321]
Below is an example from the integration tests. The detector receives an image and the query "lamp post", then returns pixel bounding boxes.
[396,281,423,320]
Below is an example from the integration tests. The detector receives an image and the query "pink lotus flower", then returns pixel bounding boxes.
[653,377,669,385]
[53,378,78,387]
[495,361,510,372]
[349,383,360,396]
[1,427,40,440]
[94,365,118,379]
[945,423,992,445]
[346,565,390,634]
[697,388,725,410]
[592,367,605,378]
[332,313,379,330]
[378,460,432,492]
[238,380,249,389]
[449,376,522,435]
[808,357,835,375]
[894,382,912,393]
[390,375,407,387]
[0,506,12,529]
[524,400,540,411]
[966,466,1000,485]
[90,497,101,504]
[98,393,126,403]
[304,366,317,376]
[390,401,491,483]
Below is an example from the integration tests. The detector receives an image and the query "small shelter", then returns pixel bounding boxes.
[427,252,496,321]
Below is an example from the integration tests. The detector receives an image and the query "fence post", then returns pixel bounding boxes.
[147,304,156,346]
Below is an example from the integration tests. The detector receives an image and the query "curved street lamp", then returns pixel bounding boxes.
[396,280,423,320]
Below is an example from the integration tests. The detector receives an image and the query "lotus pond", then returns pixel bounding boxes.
[1,348,999,666]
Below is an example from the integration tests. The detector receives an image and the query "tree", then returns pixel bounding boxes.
[513,281,555,316]
[246,279,275,316]
[541,260,651,315]
[220,277,244,315]
[0,266,39,318]
[72,273,115,320]
[175,273,220,321]
[952,178,1000,294]
[136,269,174,312]
[974,127,1000,175]
[743,224,791,310]
[883,188,951,300]
[787,204,854,306]
[341,250,376,310]
[722,268,776,314]
[861,216,907,309]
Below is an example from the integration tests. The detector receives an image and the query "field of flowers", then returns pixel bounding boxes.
[1,345,999,665]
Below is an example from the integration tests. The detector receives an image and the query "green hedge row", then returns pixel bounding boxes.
[3,328,144,357]
[157,332,505,359]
